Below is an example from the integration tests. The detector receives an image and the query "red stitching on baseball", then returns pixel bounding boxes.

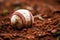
[12,12,26,26]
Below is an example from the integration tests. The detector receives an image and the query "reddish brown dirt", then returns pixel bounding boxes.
[0,0,60,40]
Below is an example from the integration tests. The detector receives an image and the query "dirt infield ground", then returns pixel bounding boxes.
[0,0,60,40]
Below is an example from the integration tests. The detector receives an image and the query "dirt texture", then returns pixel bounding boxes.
[0,0,60,40]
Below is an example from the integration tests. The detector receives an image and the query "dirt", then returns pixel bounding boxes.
[0,0,60,40]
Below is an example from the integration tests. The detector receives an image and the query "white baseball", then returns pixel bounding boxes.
[11,9,34,27]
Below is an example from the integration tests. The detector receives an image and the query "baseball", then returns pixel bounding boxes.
[11,9,34,29]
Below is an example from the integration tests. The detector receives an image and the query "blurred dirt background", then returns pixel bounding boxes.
[0,0,60,40]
